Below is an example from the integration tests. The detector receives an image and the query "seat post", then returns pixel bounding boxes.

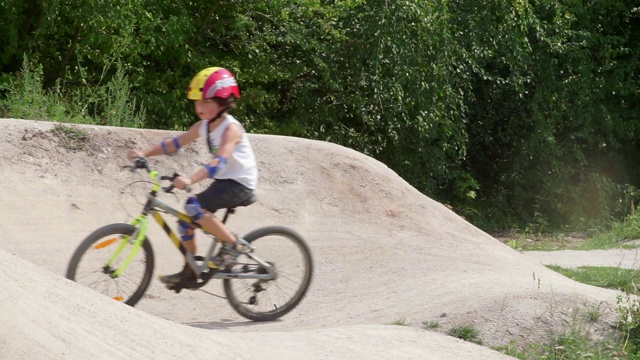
[222,208,235,224]
[220,195,255,224]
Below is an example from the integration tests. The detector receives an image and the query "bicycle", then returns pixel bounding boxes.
[66,157,313,322]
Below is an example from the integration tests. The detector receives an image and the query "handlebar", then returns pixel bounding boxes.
[131,157,151,172]
[131,157,191,193]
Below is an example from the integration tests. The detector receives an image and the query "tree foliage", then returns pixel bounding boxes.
[1,0,638,230]
[461,0,640,227]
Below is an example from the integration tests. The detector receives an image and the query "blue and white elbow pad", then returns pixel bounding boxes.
[161,136,181,155]
[204,156,227,178]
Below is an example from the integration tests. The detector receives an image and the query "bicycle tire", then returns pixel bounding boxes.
[223,226,313,321]
[66,223,154,306]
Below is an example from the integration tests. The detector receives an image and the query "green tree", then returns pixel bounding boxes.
[1,0,638,230]
[463,0,640,228]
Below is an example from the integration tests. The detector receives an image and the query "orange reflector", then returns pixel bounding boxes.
[113,296,124,302]
[94,238,120,249]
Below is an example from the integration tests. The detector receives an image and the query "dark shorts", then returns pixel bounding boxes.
[196,179,255,213]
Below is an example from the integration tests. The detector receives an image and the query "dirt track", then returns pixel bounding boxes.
[0,118,629,359]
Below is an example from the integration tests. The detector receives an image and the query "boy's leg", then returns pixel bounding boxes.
[197,212,236,244]
[197,210,243,267]
[178,220,198,253]
[183,239,197,254]
[159,214,200,285]
[195,179,254,244]
[196,179,255,267]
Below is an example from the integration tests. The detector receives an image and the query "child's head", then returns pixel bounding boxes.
[187,67,240,120]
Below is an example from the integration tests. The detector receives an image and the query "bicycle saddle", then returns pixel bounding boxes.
[234,194,257,208]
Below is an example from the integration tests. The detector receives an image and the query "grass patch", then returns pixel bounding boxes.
[500,230,639,252]
[389,318,408,326]
[497,334,624,359]
[616,293,640,355]
[497,211,640,252]
[527,265,640,357]
[547,265,640,294]
[51,124,91,152]
[576,218,640,250]
[422,320,440,329]
[499,231,592,252]
[496,215,640,357]
[587,308,602,322]
[447,324,483,344]
[495,309,629,359]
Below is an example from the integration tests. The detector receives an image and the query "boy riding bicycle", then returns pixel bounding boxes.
[126,67,258,285]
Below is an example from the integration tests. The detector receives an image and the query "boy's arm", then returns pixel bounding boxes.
[127,121,203,161]
[187,123,242,184]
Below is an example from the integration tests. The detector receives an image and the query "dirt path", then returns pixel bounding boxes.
[0,118,628,359]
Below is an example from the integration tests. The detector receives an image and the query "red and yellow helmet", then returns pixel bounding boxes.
[187,67,240,100]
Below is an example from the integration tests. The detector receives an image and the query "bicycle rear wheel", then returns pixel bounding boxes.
[66,223,154,306]
[223,226,313,321]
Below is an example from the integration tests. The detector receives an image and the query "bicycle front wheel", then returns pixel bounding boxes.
[223,226,313,321]
[66,223,154,306]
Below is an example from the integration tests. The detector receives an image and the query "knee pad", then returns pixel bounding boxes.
[178,220,195,241]
[184,197,203,221]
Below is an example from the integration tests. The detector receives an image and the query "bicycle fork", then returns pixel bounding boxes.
[104,215,148,278]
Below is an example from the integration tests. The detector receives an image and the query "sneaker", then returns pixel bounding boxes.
[211,241,241,268]
[159,264,196,285]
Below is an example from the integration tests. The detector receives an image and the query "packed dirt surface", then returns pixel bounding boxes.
[0,118,628,359]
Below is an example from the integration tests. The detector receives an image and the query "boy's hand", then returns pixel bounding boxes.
[173,176,192,190]
[127,150,144,162]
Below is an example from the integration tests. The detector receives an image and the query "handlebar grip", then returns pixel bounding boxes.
[162,184,191,193]
[153,172,191,193]
[132,157,149,171]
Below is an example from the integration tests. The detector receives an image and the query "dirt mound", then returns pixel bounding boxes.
[0,118,623,358]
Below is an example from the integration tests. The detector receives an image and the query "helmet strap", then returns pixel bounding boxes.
[207,106,231,125]
[205,106,231,155]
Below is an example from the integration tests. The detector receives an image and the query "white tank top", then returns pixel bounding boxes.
[199,115,258,189]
